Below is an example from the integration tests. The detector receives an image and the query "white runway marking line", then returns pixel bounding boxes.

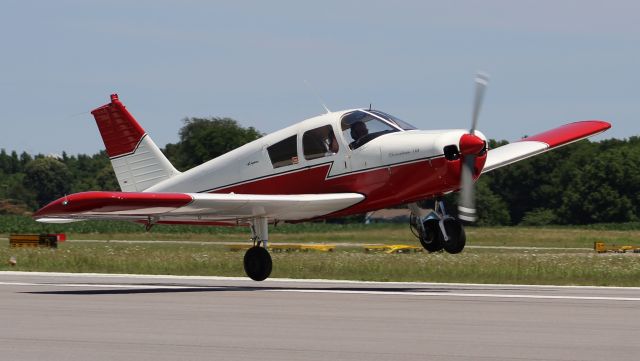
[265,289,640,301]
[2,281,640,302]
[0,281,208,290]
[4,271,640,290]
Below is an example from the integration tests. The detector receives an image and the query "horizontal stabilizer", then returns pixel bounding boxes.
[34,191,365,224]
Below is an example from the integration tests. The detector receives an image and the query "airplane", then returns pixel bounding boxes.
[34,75,611,281]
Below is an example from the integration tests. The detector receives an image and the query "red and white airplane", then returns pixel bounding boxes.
[34,75,610,281]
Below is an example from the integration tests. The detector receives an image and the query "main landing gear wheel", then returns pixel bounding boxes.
[243,246,272,281]
[419,219,444,253]
[441,218,466,254]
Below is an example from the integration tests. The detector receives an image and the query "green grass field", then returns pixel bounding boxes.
[2,220,640,286]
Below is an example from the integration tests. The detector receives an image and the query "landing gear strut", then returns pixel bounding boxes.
[409,201,466,254]
[243,217,272,281]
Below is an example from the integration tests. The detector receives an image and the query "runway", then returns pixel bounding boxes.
[1,272,639,361]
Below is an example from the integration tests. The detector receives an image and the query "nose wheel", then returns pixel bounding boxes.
[414,218,444,252]
[439,218,466,254]
[409,201,466,254]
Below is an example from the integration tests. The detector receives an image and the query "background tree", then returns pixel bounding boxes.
[63,151,117,192]
[24,157,72,207]
[474,177,511,226]
[556,140,640,223]
[95,165,120,191]
[164,117,262,171]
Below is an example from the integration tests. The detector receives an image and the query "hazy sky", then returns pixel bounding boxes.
[1,0,638,155]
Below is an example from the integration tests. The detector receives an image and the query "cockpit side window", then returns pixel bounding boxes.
[303,125,339,160]
[340,110,398,149]
[267,135,298,168]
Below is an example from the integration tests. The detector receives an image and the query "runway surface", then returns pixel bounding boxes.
[1,272,639,361]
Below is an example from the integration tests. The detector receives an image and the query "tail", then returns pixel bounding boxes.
[91,94,180,192]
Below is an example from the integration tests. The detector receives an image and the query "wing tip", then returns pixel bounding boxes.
[522,119,611,148]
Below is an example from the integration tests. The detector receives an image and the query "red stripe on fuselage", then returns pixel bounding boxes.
[209,154,487,218]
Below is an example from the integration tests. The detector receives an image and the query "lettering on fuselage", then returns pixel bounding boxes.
[389,151,410,157]
[388,148,420,158]
[246,160,259,166]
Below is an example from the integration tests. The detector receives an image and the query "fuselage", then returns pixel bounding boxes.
[146,109,487,218]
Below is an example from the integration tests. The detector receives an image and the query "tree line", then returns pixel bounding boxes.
[0,116,637,226]
[474,137,640,225]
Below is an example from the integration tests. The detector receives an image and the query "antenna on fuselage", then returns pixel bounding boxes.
[303,79,331,114]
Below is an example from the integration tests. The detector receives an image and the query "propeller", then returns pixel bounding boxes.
[457,72,489,222]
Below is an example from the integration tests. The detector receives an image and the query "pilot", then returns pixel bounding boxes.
[349,121,369,149]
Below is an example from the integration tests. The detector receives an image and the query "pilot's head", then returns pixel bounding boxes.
[350,121,368,140]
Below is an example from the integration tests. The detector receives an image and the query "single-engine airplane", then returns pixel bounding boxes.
[34,75,611,281]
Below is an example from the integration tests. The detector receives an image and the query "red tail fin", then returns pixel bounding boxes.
[91,94,146,158]
[89,94,180,192]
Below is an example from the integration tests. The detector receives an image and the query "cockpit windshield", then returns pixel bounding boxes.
[341,110,409,149]
[367,110,417,130]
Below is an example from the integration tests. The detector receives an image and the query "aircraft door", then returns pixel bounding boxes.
[301,124,351,173]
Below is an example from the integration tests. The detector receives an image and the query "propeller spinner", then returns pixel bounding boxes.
[457,73,489,222]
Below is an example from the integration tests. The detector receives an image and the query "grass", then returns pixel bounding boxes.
[0,215,404,235]
[271,251,640,286]
[7,225,636,249]
[3,214,640,247]
[465,227,640,248]
[2,224,640,286]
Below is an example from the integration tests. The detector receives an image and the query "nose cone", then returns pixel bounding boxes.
[459,133,485,156]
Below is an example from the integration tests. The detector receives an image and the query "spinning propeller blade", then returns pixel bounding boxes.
[470,72,489,134]
[458,72,489,222]
[458,155,477,222]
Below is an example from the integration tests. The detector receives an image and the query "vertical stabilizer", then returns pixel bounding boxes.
[91,94,180,192]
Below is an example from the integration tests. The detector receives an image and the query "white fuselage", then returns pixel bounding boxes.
[145,109,486,216]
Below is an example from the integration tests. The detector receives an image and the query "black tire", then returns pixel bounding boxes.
[419,219,444,253]
[441,218,466,254]
[243,246,273,281]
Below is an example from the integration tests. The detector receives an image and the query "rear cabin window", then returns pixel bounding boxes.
[303,125,339,160]
[267,135,298,168]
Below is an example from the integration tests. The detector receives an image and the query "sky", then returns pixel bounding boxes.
[1,0,638,155]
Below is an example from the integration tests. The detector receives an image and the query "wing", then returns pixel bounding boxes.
[34,191,364,225]
[482,120,611,173]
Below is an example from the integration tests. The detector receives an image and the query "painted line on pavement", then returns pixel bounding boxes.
[2,280,640,302]
[3,271,640,290]
[266,288,640,301]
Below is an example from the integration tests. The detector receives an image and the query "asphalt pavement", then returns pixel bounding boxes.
[1,271,639,361]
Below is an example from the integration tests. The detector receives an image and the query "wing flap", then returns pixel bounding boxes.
[34,191,364,223]
[483,120,610,173]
